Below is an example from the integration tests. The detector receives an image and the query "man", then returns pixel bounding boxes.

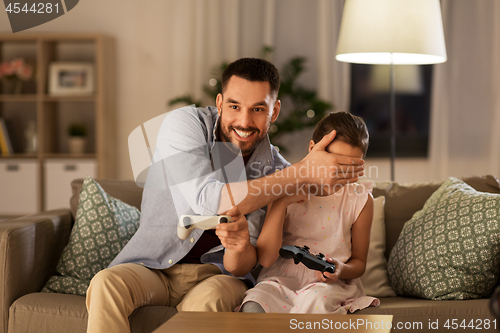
[86,58,364,333]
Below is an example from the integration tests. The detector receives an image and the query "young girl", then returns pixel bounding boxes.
[239,111,379,314]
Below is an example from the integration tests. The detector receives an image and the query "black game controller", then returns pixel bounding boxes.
[279,245,335,275]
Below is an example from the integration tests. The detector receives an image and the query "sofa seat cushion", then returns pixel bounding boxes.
[8,293,177,333]
[357,297,495,332]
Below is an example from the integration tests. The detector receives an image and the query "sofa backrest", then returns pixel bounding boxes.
[70,178,143,218]
[374,175,500,259]
[70,175,500,261]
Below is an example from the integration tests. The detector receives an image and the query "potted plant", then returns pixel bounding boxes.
[68,123,87,154]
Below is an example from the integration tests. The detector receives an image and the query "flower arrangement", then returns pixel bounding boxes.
[0,58,34,81]
[0,58,34,94]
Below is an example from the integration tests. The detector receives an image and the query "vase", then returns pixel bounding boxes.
[2,78,23,94]
[24,121,37,153]
[68,137,86,154]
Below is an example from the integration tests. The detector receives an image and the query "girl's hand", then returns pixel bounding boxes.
[315,257,344,284]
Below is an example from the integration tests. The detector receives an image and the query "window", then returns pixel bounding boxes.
[350,64,433,158]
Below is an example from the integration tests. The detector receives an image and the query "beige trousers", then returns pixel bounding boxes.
[86,263,247,333]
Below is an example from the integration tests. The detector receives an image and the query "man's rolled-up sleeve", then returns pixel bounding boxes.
[153,108,223,216]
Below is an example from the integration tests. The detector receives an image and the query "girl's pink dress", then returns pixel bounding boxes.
[240,182,380,313]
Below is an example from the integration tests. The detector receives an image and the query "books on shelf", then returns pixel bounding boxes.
[0,118,13,156]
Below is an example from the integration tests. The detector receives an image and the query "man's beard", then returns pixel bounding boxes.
[219,124,262,156]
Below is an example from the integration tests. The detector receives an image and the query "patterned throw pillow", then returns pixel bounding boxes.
[42,176,140,296]
[387,177,500,300]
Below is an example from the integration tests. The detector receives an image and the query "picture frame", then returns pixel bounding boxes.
[48,63,94,96]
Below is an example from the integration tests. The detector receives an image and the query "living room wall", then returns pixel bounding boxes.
[1,0,498,183]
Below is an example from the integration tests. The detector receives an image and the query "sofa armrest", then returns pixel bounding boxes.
[0,209,73,333]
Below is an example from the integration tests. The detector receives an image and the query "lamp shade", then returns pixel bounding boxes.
[335,0,447,65]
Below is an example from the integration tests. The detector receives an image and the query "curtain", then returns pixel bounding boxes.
[167,0,277,107]
[317,0,350,111]
[430,0,500,180]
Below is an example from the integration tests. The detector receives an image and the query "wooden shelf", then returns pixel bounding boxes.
[0,33,116,213]
[0,94,97,102]
[0,94,37,102]
[42,153,96,159]
[0,154,38,159]
[42,95,96,102]
[0,33,106,42]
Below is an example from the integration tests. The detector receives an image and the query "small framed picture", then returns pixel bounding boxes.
[49,63,94,96]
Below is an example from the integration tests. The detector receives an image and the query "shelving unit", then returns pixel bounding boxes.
[0,33,116,214]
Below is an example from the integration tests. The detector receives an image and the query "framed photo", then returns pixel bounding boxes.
[49,63,94,96]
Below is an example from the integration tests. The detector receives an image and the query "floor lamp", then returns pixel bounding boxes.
[335,0,447,181]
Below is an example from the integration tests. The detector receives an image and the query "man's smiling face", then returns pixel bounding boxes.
[216,75,280,156]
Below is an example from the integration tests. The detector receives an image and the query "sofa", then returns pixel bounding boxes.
[1,175,499,333]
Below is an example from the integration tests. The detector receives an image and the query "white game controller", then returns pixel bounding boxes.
[177,215,232,240]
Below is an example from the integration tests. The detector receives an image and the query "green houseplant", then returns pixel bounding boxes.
[68,123,87,154]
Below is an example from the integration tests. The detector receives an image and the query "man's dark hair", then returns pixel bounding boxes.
[221,58,280,98]
[312,111,369,157]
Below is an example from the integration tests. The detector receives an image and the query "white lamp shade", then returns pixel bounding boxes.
[336,0,447,65]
